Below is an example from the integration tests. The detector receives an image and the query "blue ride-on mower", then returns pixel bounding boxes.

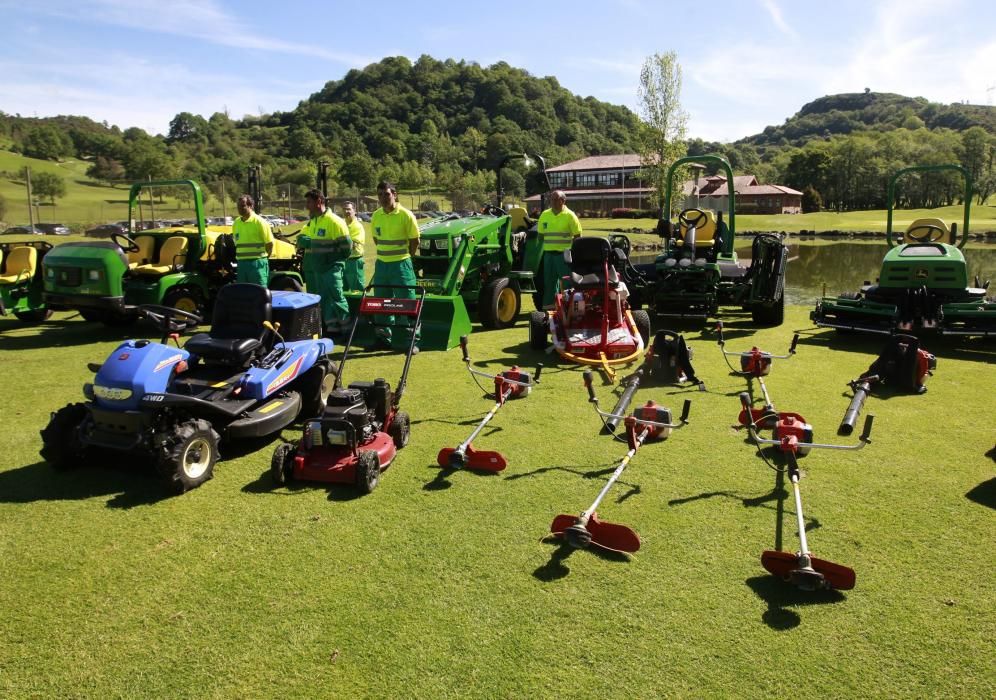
[39,284,335,493]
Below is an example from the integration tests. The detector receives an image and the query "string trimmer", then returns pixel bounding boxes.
[550,370,691,553]
[436,335,542,471]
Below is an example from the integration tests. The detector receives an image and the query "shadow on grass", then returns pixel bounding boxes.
[966,476,996,510]
[795,325,996,364]
[533,539,631,581]
[0,458,172,508]
[0,316,139,351]
[505,462,640,504]
[745,575,846,630]
[422,463,506,491]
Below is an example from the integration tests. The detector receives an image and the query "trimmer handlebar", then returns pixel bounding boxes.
[460,335,470,363]
[789,333,799,355]
[680,399,692,423]
[584,370,597,403]
[748,414,874,452]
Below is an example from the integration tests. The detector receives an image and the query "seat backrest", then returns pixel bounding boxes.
[128,236,156,266]
[902,218,954,245]
[4,246,37,278]
[508,206,529,232]
[569,237,611,276]
[210,283,272,340]
[156,236,189,268]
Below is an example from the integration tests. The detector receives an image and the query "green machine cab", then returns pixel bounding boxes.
[811,164,995,337]
[0,239,53,324]
[628,154,787,325]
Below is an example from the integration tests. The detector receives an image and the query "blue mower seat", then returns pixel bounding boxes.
[185,284,273,366]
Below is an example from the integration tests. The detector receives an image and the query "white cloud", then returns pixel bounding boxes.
[759,0,797,39]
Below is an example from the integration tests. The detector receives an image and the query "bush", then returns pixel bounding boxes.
[419,199,439,212]
[611,208,635,218]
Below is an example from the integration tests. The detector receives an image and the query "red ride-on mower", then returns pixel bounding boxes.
[436,335,542,471]
[270,287,425,493]
[530,237,650,382]
[550,370,691,553]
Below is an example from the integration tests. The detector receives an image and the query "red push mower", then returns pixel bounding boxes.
[529,237,651,382]
[270,287,425,493]
[436,335,542,471]
[549,370,691,553]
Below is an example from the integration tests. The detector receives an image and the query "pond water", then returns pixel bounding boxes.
[632,240,996,306]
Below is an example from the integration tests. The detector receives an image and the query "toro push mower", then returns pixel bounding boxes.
[436,335,541,471]
[550,370,691,553]
[529,236,651,381]
[271,286,424,493]
[40,284,334,493]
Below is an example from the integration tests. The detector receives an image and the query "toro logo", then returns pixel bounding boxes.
[266,356,304,395]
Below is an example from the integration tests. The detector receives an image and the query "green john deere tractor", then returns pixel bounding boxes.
[811,164,995,337]
[0,239,53,324]
[43,178,302,325]
[627,154,787,325]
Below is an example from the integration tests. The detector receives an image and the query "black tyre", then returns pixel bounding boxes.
[158,419,220,493]
[79,308,104,322]
[13,307,52,324]
[101,310,138,327]
[355,450,380,494]
[297,360,335,418]
[271,442,296,485]
[162,286,205,328]
[478,277,520,329]
[751,292,785,326]
[40,403,90,469]
[269,274,304,293]
[388,410,411,449]
[529,311,548,350]
[632,309,651,345]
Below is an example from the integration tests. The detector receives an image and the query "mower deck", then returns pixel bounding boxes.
[294,431,396,484]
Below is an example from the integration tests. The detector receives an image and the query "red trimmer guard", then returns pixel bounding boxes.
[436,445,507,472]
[761,550,856,591]
[550,513,641,553]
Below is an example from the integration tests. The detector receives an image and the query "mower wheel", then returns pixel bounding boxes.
[159,419,220,493]
[298,360,336,419]
[355,450,381,494]
[162,287,204,328]
[13,307,52,323]
[40,403,90,469]
[751,292,785,326]
[479,277,520,329]
[632,309,651,345]
[529,311,548,350]
[389,411,411,449]
[271,443,296,485]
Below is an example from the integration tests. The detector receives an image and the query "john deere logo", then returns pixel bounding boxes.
[915,268,929,280]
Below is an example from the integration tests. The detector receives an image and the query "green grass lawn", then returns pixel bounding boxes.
[1,304,993,697]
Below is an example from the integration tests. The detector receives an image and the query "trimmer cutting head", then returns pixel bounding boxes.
[761,550,856,591]
[436,445,507,471]
[550,513,641,553]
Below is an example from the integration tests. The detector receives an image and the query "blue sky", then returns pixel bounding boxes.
[1,0,993,143]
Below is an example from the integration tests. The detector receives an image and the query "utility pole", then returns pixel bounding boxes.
[25,167,35,231]
[220,178,227,218]
[146,174,156,226]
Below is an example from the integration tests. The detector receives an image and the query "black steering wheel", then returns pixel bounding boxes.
[678,208,709,230]
[481,204,506,217]
[608,234,631,258]
[904,223,948,244]
[111,232,140,253]
[139,304,202,333]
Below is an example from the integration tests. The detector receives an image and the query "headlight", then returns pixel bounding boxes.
[46,267,55,278]
[93,385,133,401]
[419,239,431,250]
[452,235,462,248]
[88,269,103,281]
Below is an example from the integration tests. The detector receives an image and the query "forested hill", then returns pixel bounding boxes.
[741,91,996,150]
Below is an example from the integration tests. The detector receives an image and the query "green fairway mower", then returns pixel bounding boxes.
[550,370,691,553]
[0,239,53,324]
[812,164,995,337]
[629,154,788,325]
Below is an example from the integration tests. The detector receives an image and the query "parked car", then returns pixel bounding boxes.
[357,212,372,222]
[85,223,127,238]
[35,223,71,235]
[2,225,42,235]
[207,216,234,227]
[262,215,288,227]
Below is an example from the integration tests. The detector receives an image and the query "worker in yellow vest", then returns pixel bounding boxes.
[299,189,351,333]
[341,201,366,292]
[232,194,273,286]
[370,181,420,349]
[537,189,582,307]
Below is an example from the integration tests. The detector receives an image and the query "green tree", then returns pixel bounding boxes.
[32,172,67,203]
[86,156,126,185]
[22,125,74,160]
[801,185,822,213]
[637,52,688,211]
[0,192,6,222]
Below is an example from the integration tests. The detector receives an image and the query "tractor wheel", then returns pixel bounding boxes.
[479,277,520,329]
[13,308,52,324]
[162,287,204,328]
[269,274,304,293]
[79,308,104,322]
[271,443,296,485]
[40,403,90,469]
[751,292,785,326]
[388,410,411,449]
[632,309,651,345]
[297,360,336,419]
[355,450,381,494]
[158,419,220,493]
[529,311,548,350]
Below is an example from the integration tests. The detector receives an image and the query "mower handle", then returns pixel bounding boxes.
[716,321,726,347]
[583,370,597,403]
[460,335,470,363]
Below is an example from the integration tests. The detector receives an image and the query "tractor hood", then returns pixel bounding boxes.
[879,243,968,290]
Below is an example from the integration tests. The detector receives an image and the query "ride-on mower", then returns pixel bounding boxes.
[0,239,52,324]
[40,284,333,493]
[811,164,996,337]
[550,370,691,553]
[436,335,542,472]
[725,329,873,591]
[628,154,788,325]
[270,286,424,493]
[529,236,651,381]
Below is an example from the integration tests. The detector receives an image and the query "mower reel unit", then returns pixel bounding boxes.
[550,370,691,553]
[436,335,542,471]
[740,392,873,591]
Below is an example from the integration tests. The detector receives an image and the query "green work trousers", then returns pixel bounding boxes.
[344,256,366,292]
[372,257,418,343]
[304,252,349,328]
[237,257,269,287]
[542,250,571,307]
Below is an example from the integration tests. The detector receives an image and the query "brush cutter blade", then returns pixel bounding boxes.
[761,550,856,591]
[550,513,641,553]
[436,446,507,471]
